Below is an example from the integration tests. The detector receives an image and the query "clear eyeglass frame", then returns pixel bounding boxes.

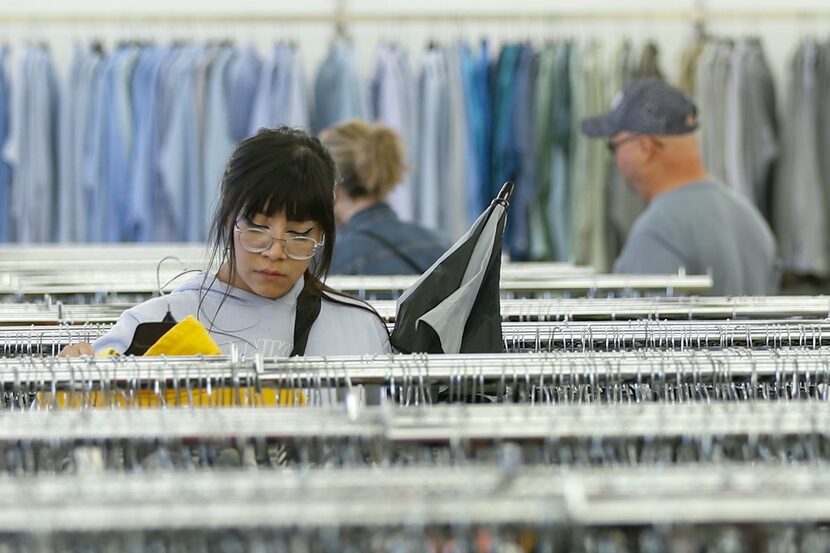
[234,223,324,260]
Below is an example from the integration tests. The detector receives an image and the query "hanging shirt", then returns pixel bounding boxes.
[415,47,450,232]
[569,40,609,271]
[724,39,778,219]
[152,47,188,242]
[314,39,367,133]
[201,46,235,237]
[507,45,537,261]
[529,42,557,261]
[444,43,470,241]
[5,47,59,243]
[614,179,779,296]
[128,46,167,243]
[371,43,417,222]
[60,45,104,244]
[0,48,10,243]
[226,45,262,142]
[158,46,203,242]
[249,43,311,134]
[99,46,141,243]
[548,42,573,263]
[460,40,491,229]
[774,41,829,276]
[93,272,391,357]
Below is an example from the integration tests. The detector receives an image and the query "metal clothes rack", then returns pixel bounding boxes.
[0,349,825,408]
[0,403,827,477]
[0,245,706,298]
[2,9,830,25]
[0,464,827,531]
[1,296,829,325]
[3,319,830,356]
[0,402,824,443]
[0,272,712,299]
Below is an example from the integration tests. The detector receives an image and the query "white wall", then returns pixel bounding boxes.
[1,0,829,92]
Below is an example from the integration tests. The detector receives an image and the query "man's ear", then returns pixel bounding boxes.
[641,137,659,160]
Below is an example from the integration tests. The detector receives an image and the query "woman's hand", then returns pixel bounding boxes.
[58,342,95,357]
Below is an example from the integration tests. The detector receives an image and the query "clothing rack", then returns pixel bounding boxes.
[0,349,825,408]
[0,272,712,299]
[0,246,591,280]
[0,403,825,475]
[0,402,824,443]
[2,319,830,356]
[1,296,828,325]
[0,464,827,531]
[2,9,830,25]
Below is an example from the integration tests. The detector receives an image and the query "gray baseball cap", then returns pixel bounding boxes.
[581,77,699,138]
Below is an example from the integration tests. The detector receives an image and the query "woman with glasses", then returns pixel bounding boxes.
[60,127,391,357]
[320,119,446,275]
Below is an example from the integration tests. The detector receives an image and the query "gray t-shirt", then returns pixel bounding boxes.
[613,179,779,296]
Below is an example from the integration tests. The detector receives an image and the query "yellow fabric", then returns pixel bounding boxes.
[143,315,222,356]
[44,387,306,409]
[46,316,306,408]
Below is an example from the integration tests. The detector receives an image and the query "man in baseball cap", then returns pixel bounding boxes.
[582,77,779,295]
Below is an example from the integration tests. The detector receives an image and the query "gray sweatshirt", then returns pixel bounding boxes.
[93,272,391,357]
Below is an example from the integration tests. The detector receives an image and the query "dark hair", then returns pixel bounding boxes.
[207,126,336,295]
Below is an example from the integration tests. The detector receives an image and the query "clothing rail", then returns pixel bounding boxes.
[3,319,830,356]
[0,272,712,298]
[1,296,829,325]
[0,464,828,531]
[0,403,825,473]
[2,9,830,24]
[0,349,826,395]
[2,402,825,443]
[0,260,592,280]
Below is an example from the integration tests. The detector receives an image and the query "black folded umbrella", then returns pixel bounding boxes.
[390,182,514,354]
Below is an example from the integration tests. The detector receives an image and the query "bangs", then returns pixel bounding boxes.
[239,177,327,223]
[235,145,333,225]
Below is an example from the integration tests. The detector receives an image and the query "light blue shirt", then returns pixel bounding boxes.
[226,45,261,142]
[158,46,203,242]
[314,39,367,133]
[0,48,10,243]
[128,47,167,242]
[415,48,450,232]
[100,46,140,243]
[370,43,417,222]
[201,46,235,236]
[6,47,59,243]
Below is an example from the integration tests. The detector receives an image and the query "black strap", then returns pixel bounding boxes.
[289,281,323,357]
[356,228,427,274]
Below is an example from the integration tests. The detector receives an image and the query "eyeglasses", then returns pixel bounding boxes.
[234,223,324,260]
[606,134,643,154]
[607,134,665,154]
